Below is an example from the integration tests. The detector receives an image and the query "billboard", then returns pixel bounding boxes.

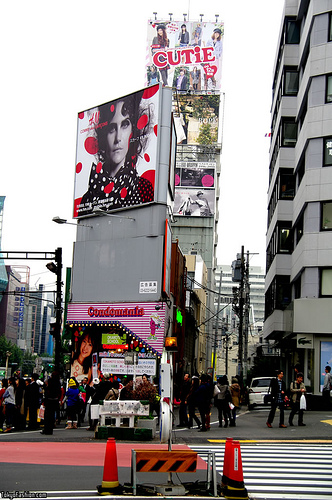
[73,85,161,218]
[174,161,215,217]
[173,93,220,145]
[174,188,215,217]
[146,20,224,91]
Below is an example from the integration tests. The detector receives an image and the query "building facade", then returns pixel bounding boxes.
[264,0,332,393]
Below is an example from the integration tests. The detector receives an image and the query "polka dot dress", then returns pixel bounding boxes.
[78,162,154,215]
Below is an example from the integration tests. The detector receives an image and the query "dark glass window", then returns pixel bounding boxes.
[285,18,300,44]
[265,275,291,319]
[295,213,304,245]
[282,119,297,147]
[329,13,332,42]
[327,75,332,103]
[321,201,332,230]
[324,137,332,166]
[278,224,293,253]
[284,68,299,95]
[297,159,305,188]
[279,170,295,199]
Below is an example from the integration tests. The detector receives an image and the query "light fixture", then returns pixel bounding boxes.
[93,208,135,221]
[215,14,219,23]
[165,337,178,351]
[169,12,173,21]
[52,216,92,228]
[199,13,204,22]
[153,11,157,20]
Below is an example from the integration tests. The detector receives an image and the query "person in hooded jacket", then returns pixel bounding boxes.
[65,378,80,429]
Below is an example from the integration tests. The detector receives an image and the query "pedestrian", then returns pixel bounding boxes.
[289,372,306,426]
[3,377,16,432]
[215,376,232,428]
[14,377,26,430]
[65,378,80,429]
[26,373,42,430]
[205,375,214,430]
[177,372,191,427]
[87,373,112,431]
[42,372,61,435]
[322,366,332,410]
[266,370,287,428]
[0,379,8,431]
[186,376,201,429]
[195,374,210,432]
[229,377,241,427]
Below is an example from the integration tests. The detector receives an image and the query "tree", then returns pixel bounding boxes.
[0,335,23,372]
[196,123,218,145]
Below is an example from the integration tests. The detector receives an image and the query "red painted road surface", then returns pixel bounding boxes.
[0,442,206,468]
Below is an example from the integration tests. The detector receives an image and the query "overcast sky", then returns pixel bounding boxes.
[0,0,284,290]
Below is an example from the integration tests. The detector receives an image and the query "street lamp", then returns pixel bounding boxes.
[93,208,135,221]
[52,216,92,228]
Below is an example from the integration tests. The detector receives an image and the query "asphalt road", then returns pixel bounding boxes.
[1,405,332,495]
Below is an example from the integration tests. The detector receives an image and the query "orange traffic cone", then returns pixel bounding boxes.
[221,438,233,487]
[97,437,120,495]
[222,440,248,500]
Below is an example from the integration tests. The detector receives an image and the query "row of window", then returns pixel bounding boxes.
[266,201,332,272]
[265,267,332,319]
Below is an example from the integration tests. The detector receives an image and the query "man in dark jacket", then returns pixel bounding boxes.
[177,372,191,427]
[26,373,41,430]
[266,370,287,428]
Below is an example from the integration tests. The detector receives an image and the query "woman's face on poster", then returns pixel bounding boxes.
[80,335,93,359]
[106,101,132,170]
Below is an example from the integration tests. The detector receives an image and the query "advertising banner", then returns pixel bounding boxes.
[73,85,161,218]
[67,302,166,362]
[176,161,216,188]
[173,93,220,145]
[174,187,214,217]
[146,20,224,91]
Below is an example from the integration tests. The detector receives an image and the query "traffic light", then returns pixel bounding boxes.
[49,322,56,336]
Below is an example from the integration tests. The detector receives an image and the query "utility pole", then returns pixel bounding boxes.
[237,246,245,380]
[212,271,222,383]
[243,250,250,386]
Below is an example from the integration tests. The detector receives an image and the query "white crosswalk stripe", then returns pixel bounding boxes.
[191,443,332,500]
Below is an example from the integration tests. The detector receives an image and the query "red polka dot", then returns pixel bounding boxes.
[144,153,150,162]
[137,114,148,130]
[175,174,180,186]
[202,174,214,187]
[141,170,155,189]
[76,162,82,174]
[154,124,158,136]
[78,112,84,119]
[120,187,127,199]
[143,85,159,99]
[110,104,114,112]
[96,162,103,174]
[104,182,114,194]
[84,137,99,155]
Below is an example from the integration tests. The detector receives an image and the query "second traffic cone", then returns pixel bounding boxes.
[222,440,248,500]
[97,437,120,495]
[221,438,233,487]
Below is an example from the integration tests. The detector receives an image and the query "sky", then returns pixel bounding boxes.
[0,0,285,291]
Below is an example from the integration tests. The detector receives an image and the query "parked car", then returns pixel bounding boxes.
[248,377,274,410]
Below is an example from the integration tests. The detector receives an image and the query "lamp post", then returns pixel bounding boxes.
[46,247,62,373]
[5,351,11,378]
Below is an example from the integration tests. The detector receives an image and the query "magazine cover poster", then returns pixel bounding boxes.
[174,188,215,217]
[146,20,224,91]
[173,93,220,145]
[73,85,160,218]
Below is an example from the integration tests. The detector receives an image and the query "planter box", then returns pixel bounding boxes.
[136,416,158,436]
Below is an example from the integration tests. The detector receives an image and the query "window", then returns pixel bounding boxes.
[297,159,305,188]
[295,213,304,245]
[282,119,297,147]
[329,13,332,42]
[284,68,299,96]
[326,75,332,103]
[320,268,332,296]
[324,137,332,166]
[279,224,293,253]
[265,275,291,319]
[321,201,332,230]
[285,18,300,44]
[279,170,295,199]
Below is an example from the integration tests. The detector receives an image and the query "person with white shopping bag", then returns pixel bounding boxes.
[289,372,306,427]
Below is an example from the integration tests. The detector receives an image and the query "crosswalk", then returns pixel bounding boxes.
[191,443,332,499]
